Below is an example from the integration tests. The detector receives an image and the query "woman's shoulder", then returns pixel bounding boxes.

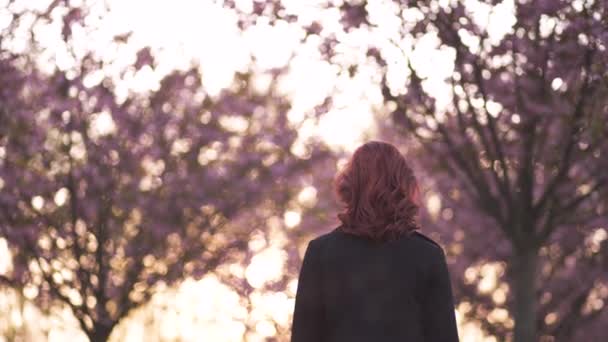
[410,231,449,270]
[305,225,356,251]
[310,226,343,245]
[309,227,445,255]
[410,231,442,249]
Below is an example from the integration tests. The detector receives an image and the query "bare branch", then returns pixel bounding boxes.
[533,40,597,215]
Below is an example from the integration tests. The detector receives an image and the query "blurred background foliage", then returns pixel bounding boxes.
[0,0,607,341]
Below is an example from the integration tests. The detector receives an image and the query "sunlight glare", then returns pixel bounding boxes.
[0,238,11,275]
[31,196,44,211]
[284,210,302,229]
[297,186,318,207]
[245,247,286,289]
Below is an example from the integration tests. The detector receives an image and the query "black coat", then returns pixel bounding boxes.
[290,226,460,342]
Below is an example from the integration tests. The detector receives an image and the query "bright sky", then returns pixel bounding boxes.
[0,0,527,341]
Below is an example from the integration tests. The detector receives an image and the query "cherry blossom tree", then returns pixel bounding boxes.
[341,1,608,341]
[0,2,332,341]
[228,0,608,340]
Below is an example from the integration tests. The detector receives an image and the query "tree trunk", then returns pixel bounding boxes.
[87,324,113,342]
[512,247,539,342]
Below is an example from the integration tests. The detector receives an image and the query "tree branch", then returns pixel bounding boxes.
[533,40,596,215]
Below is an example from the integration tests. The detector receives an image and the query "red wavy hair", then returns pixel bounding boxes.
[334,140,421,242]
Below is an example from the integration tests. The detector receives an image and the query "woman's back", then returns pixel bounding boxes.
[290,140,459,341]
[290,226,460,342]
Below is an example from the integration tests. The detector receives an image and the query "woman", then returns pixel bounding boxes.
[290,141,459,342]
